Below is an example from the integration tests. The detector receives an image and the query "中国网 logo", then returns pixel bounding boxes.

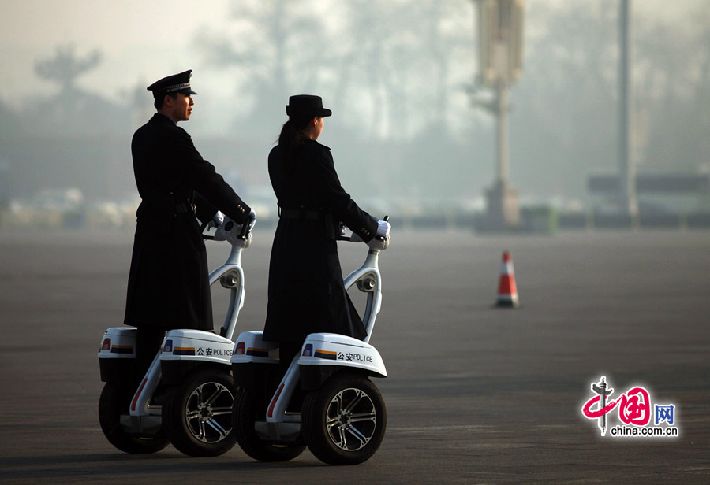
[580,375,679,438]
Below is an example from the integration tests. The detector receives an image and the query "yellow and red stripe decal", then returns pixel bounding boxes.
[110,344,133,355]
[314,349,337,360]
[246,347,269,357]
[174,346,196,356]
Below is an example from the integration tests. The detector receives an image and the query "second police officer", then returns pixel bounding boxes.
[263,94,390,368]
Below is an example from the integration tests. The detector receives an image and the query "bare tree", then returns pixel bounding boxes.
[195,0,327,134]
[635,4,710,171]
[34,45,102,94]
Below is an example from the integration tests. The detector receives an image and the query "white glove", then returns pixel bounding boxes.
[376,220,390,238]
[212,211,225,227]
[205,210,225,232]
[367,220,391,250]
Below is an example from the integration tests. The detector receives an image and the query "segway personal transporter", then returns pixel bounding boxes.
[231,218,390,465]
[97,216,252,456]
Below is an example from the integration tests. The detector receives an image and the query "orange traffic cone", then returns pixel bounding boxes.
[495,250,519,308]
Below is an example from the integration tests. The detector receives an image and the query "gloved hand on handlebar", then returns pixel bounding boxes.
[211,211,225,228]
[214,213,255,247]
[367,219,391,250]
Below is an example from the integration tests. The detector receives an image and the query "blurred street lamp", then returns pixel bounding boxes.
[618,0,638,217]
[473,0,524,229]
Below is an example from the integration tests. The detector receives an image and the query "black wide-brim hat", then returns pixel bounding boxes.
[147,69,197,96]
[286,94,331,119]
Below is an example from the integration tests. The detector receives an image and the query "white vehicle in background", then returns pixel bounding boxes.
[7,188,84,227]
[231,217,391,465]
[97,216,252,456]
[85,196,140,229]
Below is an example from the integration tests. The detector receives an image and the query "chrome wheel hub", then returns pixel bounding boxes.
[185,381,234,443]
[325,388,377,452]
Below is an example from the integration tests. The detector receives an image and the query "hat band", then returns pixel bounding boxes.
[286,107,330,117]
[164,82,191,93]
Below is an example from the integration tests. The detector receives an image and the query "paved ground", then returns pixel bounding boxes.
[1,228,709,483]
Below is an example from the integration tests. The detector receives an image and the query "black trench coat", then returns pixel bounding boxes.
[263,139,378,344]
[124,113,251,331]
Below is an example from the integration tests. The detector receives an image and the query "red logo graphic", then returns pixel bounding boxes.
[581,376,680,439]
[582,386,651,426]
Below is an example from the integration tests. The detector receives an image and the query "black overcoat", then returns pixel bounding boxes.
[263,139,378,344]
[124,113,251,331]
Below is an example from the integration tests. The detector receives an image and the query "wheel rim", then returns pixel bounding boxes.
[325,387,377,452]
[184,381,234,444]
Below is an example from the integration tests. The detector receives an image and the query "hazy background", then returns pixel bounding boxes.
[1,0,709,222]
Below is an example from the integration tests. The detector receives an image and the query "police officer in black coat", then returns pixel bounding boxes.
[263,94,387,365]
[124,70,252,372]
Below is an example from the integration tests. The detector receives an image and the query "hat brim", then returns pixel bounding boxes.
[177,88,197,95]
[286,107,332,118]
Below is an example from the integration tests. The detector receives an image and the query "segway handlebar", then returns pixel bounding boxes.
[203,213,255,249]
[337,215,390,246]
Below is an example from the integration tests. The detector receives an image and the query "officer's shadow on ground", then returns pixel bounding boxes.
[0,452,323,481]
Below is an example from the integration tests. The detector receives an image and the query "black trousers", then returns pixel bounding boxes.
[277,341,304,411]
[278,341,303,372]
[135,327,165,381]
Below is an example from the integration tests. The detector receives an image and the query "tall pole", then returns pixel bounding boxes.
[496,81,509,184]
[475,0,523,229]
[619,0,638,216]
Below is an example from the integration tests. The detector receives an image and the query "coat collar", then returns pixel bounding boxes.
[151,112,177,125]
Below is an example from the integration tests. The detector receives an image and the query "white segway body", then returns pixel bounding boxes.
[232,331,280,364]
[99,327,136,359]
[161,330,235,363]
[233,331,386,375]
[299,333,387,377]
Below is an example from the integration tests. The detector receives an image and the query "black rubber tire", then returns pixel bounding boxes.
[98,383,169,454]
[302,374,386,465]
[233,387,306,462]
[163,369,237,457]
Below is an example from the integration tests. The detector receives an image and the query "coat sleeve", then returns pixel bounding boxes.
[174,128,252,224]
[312,146,378,242]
